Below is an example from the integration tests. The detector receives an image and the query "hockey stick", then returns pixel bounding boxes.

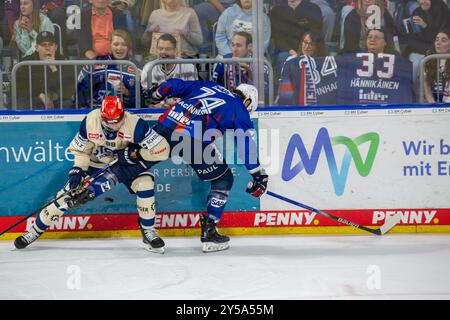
[266,190,400,235]
[0,160,117,237]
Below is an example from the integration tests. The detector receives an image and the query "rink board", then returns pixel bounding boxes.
[1,105,450,239]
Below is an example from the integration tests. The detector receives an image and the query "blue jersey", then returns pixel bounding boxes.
[155,79,259,172]
[278,55,338,106]
[336,53,413,105]
[212,53,270,95]
[76,55,139,109]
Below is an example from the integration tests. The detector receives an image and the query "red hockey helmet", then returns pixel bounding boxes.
[101,96,125,131]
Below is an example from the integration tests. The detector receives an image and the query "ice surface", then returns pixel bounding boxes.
[1,234,449,299]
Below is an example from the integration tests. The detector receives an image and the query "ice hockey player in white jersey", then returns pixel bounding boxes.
[14,96,170,253]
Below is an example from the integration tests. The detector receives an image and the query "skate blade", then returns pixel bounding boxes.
[202,242,230,253]
[140,242,165,254]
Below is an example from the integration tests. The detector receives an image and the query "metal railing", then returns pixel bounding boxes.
[419,53,450,104]
[11,60,140,110]
[143,58,274,105]
[53,23,64,57]
[0,69,4,110]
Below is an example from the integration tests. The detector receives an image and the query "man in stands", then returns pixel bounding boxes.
[141,33,198,108]
[78,0,127,60]
[212,31,269,99]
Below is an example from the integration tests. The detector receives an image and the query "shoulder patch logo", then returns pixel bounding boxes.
[88,133,100,139]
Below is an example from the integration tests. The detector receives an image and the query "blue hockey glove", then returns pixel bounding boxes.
[246,170,268,198]
[68,167,87,190]
[114,144,143,166]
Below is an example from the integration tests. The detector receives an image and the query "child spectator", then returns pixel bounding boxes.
[215,0,271,56]
[423,29,450,103]
[142,0,203,58]
[13,0,55,58]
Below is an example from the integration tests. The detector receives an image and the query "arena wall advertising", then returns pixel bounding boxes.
[0,105,449,240]
[258,105,450,234]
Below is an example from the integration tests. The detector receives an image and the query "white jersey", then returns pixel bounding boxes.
[141,59,198,89]
[69,109,150,169]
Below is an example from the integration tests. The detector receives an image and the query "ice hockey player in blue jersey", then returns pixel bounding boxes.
[14,96,170,253]
[145,79,269,252]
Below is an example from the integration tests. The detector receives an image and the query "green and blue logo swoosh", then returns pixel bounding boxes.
[282,128,379,196]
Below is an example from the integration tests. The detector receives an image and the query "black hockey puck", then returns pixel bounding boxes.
[104,197,114,203]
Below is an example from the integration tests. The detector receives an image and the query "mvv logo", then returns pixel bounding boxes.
[282,128,379,196]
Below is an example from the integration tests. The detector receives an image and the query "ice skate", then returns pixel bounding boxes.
[14,227,42,249]
[200,215,230,252]
[138,219,165,254]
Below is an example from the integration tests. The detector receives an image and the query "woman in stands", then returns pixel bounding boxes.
[423,29,450,103]
[297,30,329,58]
[12,0,55,58]
[399,0,450,93]
[142,0,203,58]
[365,28,396,55]
[77,29,142,109]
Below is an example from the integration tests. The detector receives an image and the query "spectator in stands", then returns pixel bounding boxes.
[269,0,323,83]
[309,0,336,43]
[77,29,140,109]
[215,0,271,56]
[0,62,8,109]
[193,0,236,56]
[296,30,329,57]
[276,30,330,106]
[141,33,198,89]
[341,0,395,54]
[13,0,55,58]
[109,0,142,58]
[39,1,66,36]
[400,0,450,57]
[142,0,203,58]
[78,0,127,60]
[366,27,396,54]
[139,0,161,31]
[110,1,136,38]
[423,29,450,103]
[212,31,269,97]
[399,0,450,92]
[16,31,73,109]
[4,0,20,44]
[141,33,198,108]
